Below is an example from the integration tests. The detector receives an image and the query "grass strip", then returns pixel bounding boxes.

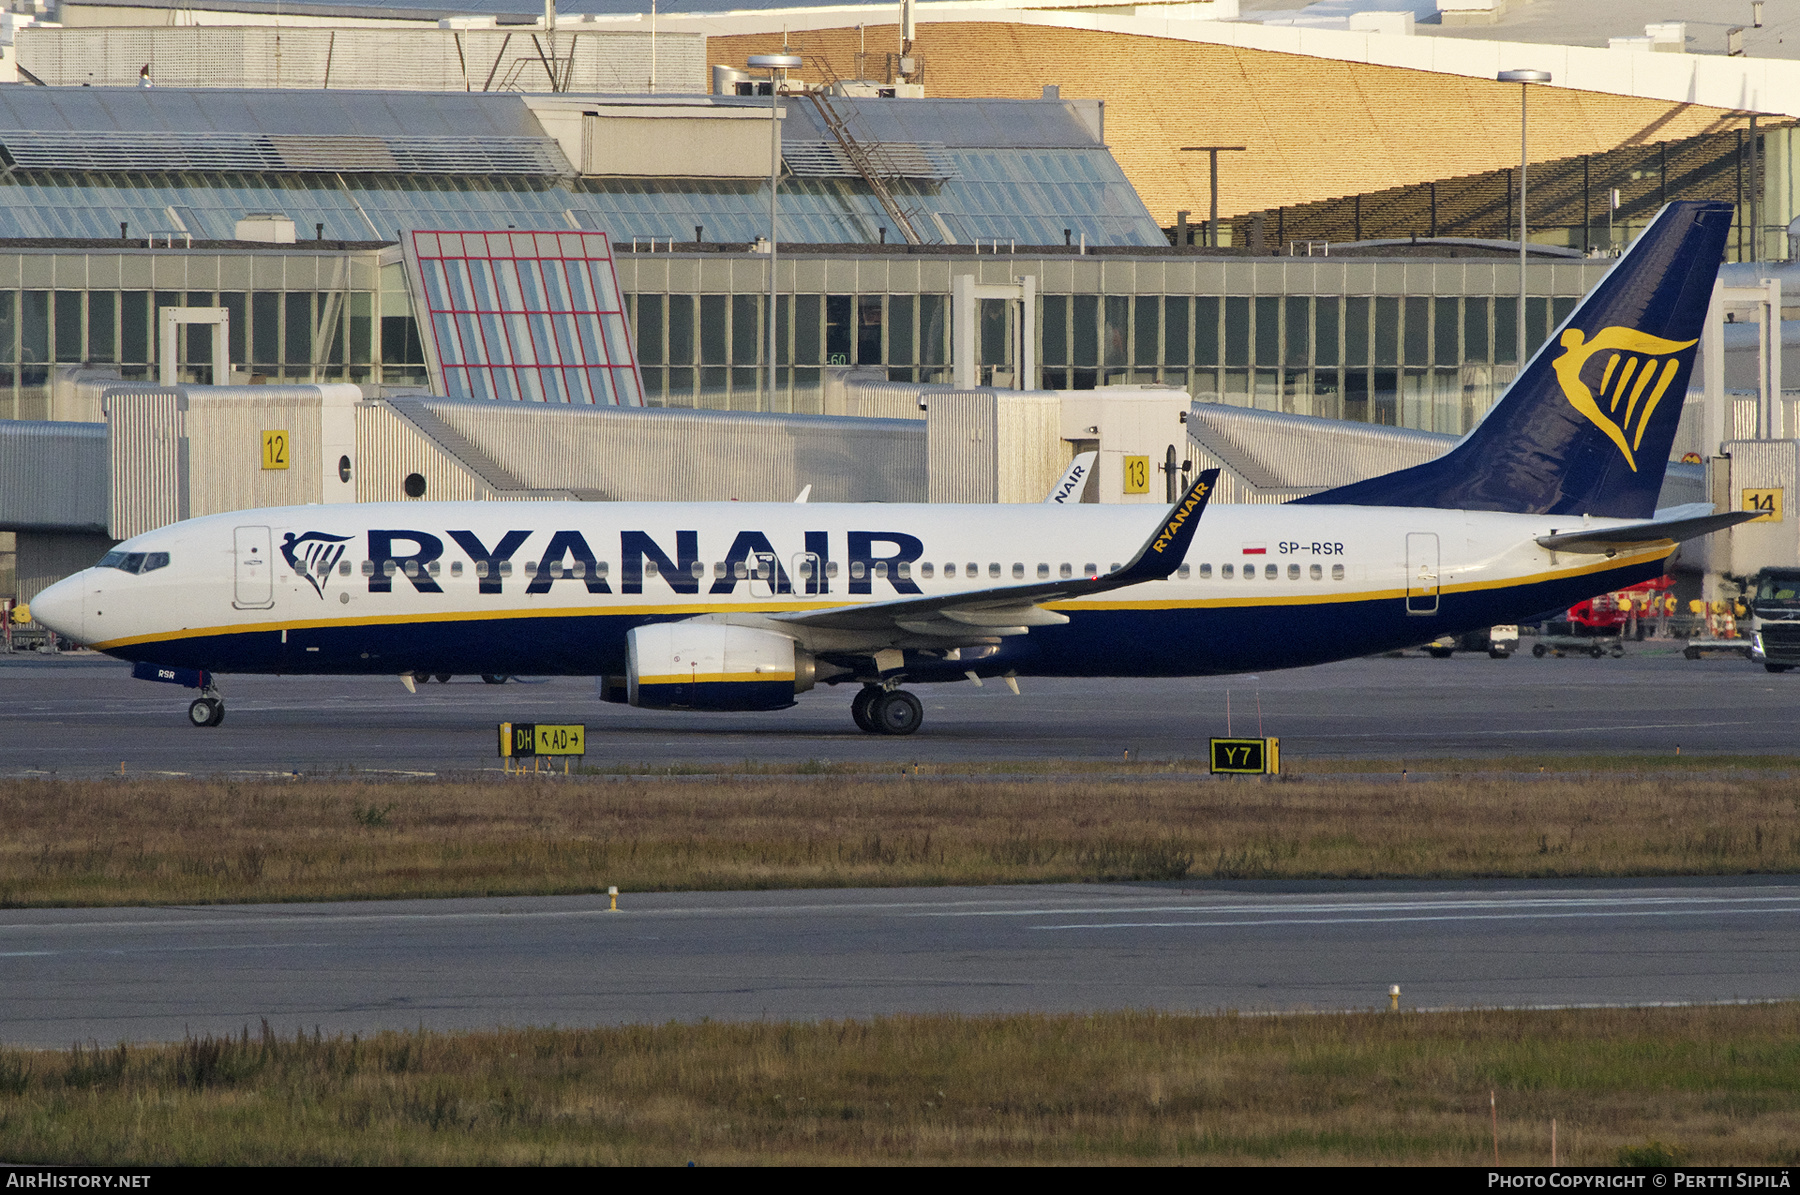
[2,772,1798,907]
[1,1003,1796,1164]
[546,752,1800,777]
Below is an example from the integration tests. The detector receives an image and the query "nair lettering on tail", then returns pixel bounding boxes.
[28,201,1758,736]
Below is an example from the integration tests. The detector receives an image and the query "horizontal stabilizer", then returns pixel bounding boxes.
[1536,511,1760,555]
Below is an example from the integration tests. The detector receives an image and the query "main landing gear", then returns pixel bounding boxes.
[850,684,923,736]
[187,690,225,727]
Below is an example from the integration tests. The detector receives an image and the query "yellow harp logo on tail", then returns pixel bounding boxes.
[1551,326,1697,472]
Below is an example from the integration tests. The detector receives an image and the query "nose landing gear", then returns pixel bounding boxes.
[850,684,923,735]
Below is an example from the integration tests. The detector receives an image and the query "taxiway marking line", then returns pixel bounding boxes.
[1033,907,1800,931]
[0,893,1794,938]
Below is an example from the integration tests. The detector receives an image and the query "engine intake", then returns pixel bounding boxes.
[626,622,814,711]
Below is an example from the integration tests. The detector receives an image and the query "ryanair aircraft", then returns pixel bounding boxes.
[29,201,1753,734]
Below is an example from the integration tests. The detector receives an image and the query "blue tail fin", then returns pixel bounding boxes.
[1293,200,1733,518]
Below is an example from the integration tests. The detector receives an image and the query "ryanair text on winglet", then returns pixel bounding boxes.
[1150,480,1210,555]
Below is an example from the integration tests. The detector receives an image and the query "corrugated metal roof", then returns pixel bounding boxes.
[0,87,546,140]
[782,140,956,181]
[65,0,918,18]
[774,97,1104,150]
[1187,400,1708,510]
[0,130,569,175]
[1187,401,1451,492]
[403,396,927,502]
[0,420,109,533]
[0,89,1164,246]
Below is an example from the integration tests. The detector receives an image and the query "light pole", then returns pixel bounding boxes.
[1180,146,1246,248]
[1498,69,1550,369]
[748,53,801,407]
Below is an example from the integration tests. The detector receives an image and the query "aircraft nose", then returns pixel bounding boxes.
[29,572,86,643]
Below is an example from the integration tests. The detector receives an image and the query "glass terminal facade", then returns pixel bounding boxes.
[0,245,1608,436]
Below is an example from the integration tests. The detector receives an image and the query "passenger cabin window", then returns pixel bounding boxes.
[383,561,398,577]
[1332,563,1345,581]
[1199,563,1213,579]
[1310,564,1322,580]
[921,562,935,579]
[1264,564,1277,580]
[826,561,839,578]
[1012,563,1025,579]
[404,560,420,578]
[361,560,375,576]
[1084,563,1098,577]
[1037,563,1050,579]
[1059,563,1072,579]
[1287,563,1299,580]
[1222,563,1234,578]
[874,562,889,579]
[942,563,955,578]
[1177,564,1191,579]
[338,560,351,576]
[851,562,866,579]
[642,561,656,577]
[988,563,1001,579]
[690,561,705,579]
[428,560,441,577]
[475,561,489,578]
[897,561,911,579]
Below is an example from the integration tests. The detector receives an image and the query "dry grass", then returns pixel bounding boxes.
[1,770,1797,907]
[1,1004,1796,1164]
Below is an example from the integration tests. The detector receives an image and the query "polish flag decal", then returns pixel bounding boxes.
[1241,542,1267,555]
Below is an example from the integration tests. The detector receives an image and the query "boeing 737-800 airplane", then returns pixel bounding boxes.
[29,201,1753,734]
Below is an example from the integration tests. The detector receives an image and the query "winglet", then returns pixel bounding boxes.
[1106,468,1219,585]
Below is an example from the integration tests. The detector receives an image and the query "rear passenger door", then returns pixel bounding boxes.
[234,526,274,610]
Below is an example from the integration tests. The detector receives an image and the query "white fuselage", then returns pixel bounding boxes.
[32,499,1668,682]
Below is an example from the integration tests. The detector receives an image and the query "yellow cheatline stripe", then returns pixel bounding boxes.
[638,672,794,685]
[88,550,1669,650]
[1058,550,1670,611]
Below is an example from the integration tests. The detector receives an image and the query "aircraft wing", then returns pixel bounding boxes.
[1535,510,1761,555]
[769,469,1218,640]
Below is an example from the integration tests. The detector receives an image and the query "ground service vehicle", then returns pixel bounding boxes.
[27,202,1760,732]
[1425,625,1518,658]
[1747,567,1800,673]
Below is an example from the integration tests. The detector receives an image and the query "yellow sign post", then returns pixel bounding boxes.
[1743,488,1784,523]
[261,429,290,470]
[1122,455,1149,494]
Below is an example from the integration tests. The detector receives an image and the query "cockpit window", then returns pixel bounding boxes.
[97,550,170,575]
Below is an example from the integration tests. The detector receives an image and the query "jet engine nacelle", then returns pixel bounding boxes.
[626,622,814,711]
